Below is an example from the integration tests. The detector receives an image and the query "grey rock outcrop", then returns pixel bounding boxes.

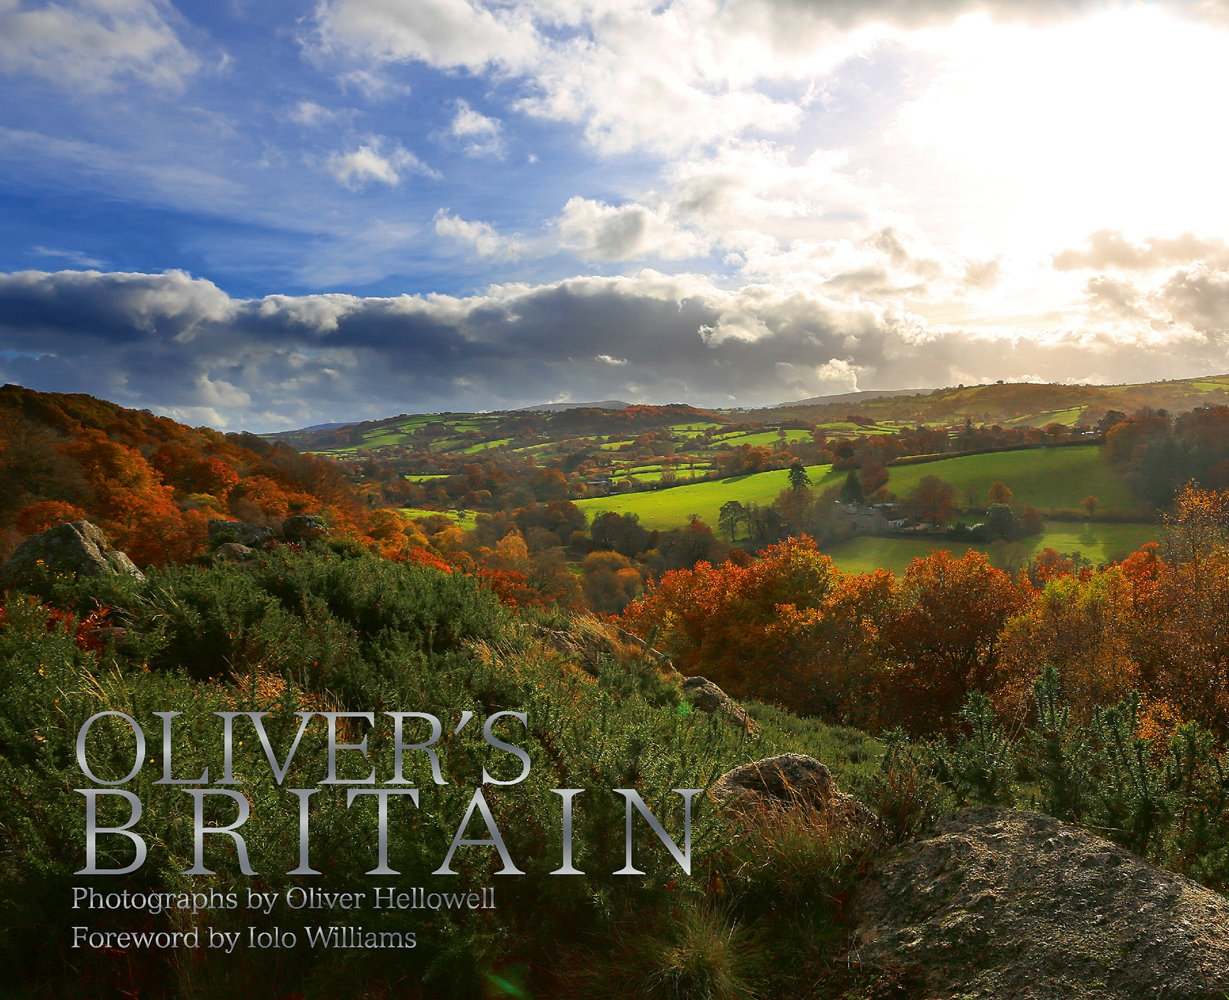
[682,676,757,733]
[852,806,1229,999]
[281,514,328,543]
[213,541,255,562]
[1,521,144,584]
[208,519,273,548]
[712,753,876,830]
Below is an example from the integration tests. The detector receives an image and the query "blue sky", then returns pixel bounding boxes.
[3,0,1229,430]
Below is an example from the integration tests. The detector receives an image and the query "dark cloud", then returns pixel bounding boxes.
[1,268,1227,431]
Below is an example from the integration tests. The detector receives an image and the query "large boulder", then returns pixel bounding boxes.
[682,676,758,734]
[208,519,273,548]
[281,514,328,543]
[1,521,143,584]
[711,753,876,830]
[213,541,255,563]
[852,806,1229,999]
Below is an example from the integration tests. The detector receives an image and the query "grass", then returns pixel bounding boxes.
[887,445,1139,512]
[825,521,1159,575]
[576,464,841,529]
[399,507,474,524]
[457,437,512,454]
[578,445,1139,532]
[713,430,813,448]
[1003,406,1085,428]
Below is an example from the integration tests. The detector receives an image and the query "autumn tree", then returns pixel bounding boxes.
[581,550,643,613]
[1081,494,1100,520]
[773,485,813,534]
[14,500,88,536]
[880,549,1027,732]
[621,536,846,709]
[996,568,1139,721]
[988,481,1014,506]
[1163,482,1229,563]
[907,475,957,525]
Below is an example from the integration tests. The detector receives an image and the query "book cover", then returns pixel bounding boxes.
[3,3,1229,998]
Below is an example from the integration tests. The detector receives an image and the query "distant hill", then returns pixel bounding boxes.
[0,383,364,565]
[770,387,927,408]
[762,374,1229,427]
[295,420,357,432]
[513,399,633,412]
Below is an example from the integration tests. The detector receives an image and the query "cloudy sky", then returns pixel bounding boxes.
[3,0,1229,430]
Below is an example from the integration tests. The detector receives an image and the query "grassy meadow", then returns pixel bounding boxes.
[576,463,842,529]
[886,445,1139,513]
[825,521,1160,575]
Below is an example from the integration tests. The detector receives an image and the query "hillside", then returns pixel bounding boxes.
[0,383,365,565]
[765,373,1229,426]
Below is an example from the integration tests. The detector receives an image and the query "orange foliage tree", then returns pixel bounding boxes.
[878,550,1027,733]
[621,537,883,716]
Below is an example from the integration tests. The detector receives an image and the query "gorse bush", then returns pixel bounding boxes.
[911,667,1229,890]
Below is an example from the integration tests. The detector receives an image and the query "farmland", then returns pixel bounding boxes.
[576,463,843,529]
[826,521,1160,576]
[885,445,1140,513]
[575,445,1140,531]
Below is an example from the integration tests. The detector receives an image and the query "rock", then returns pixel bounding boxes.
[1,521,144,584]
[213,541,255,562]
[281,514,328,543]
[208,519,273,548]
[682,676,758,733]
[712,753,877,830]
[851,806,1229,1000]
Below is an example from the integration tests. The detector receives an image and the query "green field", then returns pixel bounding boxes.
[1003,407,1084,429]
[457,437,512,454]
[576,463,841,529]
[715,429,814,448]
[887,445,1138,512]
[826,521,1158,576]
[399,507,474,525]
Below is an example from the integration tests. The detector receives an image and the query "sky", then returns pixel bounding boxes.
[2,0,1229,431]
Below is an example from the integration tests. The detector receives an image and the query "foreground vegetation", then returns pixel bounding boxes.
[1,546,895,1000]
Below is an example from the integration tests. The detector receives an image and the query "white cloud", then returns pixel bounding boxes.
[337,68,410,100]
[289,101,338,127]
[448,99,504,157]
[433,209,525,258]
[813,358,860,393]
[326,139,438,189]
[556,196,707,261]
[0,0,199,90]
[1054,230,1229,272]
[314,0,540,72]
[32,246,106,268]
